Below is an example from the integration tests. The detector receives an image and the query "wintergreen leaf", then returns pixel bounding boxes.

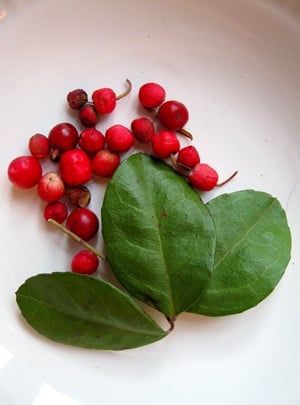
[16,272,168,350]
[189,190,291,316]
[101,153,216,318]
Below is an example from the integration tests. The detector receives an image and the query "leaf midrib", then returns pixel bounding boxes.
[140,158,175,315]
[212,197,277,271]
[17,293,165,337]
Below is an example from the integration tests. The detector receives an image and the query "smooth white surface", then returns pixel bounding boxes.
[0,1,299,404]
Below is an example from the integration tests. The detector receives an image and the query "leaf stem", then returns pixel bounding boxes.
[166,316,176,332]
[47,219,106,261]
[116,79,132,100]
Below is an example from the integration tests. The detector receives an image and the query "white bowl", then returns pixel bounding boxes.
[0,1,299,404]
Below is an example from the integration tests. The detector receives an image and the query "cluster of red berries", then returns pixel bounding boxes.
[7,79,237,275]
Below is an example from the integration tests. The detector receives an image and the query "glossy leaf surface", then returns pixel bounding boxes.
[189,190,291,316]
[101,153,216,318]
[16,272,168,350]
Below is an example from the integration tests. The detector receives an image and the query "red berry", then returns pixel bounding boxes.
[177,146,200,169]
[28,134,50,159]
[78,104,98,128]
[138,82,166,108]
[105,124,134,153]
[78,128,105,153]
[151,130,180,159]
[71,250,99,275]
[92,149,120,178]
[66,208,99,241]
[37,172,65,202]
[59,149,92,185]
[67,89,88,110]
[92,88,116,114]
[48,122,79,151]
[43,201,68,223]
[188,163,219,191]
[158,100,189,131]
[131,117,155,143]
[7,155,42,189]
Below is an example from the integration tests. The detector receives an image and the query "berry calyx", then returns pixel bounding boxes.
[67,89,88,110]
[177,146,200,169]
[37,172,65,202]
[151,130,180,159]
[138,82,166,108]
[71,250,99,275]
[131,117,155,143]
[28,134,50,159]
[78,128,105,153]
[7,156,42,189]
[66,207,99,241]
[59,149,92,185]
[158,100,189,131]
[92,149,120,178]
[43,201,68,223]
[105,124,134,153]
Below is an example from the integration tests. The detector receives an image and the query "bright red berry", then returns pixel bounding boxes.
[151,130,180,159]
[177,146,200,169]
[158,100,189,131]
[188,163,219,191]
[138,82,166,108]
[78,128,105,153]
[48,122,79,151]
[43,201,68,223]
[71,249,99,275]
[28,134,50,159]
[66,208,99,241]
[7,156,42,189]
[37,172,65,202]
[92,88,117,114]
[92,149,120,178]
[131,117,155,143]
[67,89,88,110]
[92,79,132,114]
[105,124,134,153]
[59,149,92,186]
[78,104,98,128]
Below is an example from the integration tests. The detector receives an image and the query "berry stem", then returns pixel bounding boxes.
[47,218,106,261]
[116,79,132,100]
[217,170,238,187]
[169,154,189,175]
[178,128,193,140]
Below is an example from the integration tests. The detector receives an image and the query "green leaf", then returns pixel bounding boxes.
[16,272,168,350]
[101,153,216,318]
[189,190,292,316]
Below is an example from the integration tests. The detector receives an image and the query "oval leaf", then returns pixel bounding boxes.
[101,153,216,318]
[16,272,168,350]
[189,190,292,316]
